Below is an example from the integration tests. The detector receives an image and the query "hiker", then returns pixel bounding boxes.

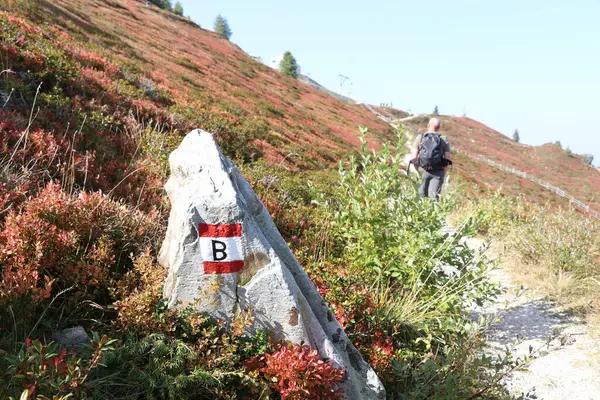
[410,117,451,200]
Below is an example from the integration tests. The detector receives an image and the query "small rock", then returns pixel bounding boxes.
[53,326,90,349]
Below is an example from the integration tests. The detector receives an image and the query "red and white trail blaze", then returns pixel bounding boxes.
[198,223,244,274]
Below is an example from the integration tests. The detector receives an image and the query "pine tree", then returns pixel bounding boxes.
[173,1,183,16]
[214,15,232,40]
[149,0,172,10]
[433,105,439,115]
[512,129,520,143]
[279,51,298,79]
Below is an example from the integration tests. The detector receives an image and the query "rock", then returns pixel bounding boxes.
[53,326,90,349]
[159,129,385,399]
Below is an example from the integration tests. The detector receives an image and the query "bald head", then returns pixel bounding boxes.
[428,118,441,132]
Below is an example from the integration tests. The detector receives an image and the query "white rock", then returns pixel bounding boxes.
[159,129,385,399]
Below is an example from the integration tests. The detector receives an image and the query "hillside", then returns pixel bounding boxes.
[21,0,392,169]
[400,115,600,213]
[1,2,600,399]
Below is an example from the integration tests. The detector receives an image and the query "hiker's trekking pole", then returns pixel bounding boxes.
[407,158,418,175]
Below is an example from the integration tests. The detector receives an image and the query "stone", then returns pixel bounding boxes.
[52,326,90,349]
[159,129,385,399]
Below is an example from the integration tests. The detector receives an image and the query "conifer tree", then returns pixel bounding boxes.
[433,105,439,115]
[149,0,172,10]
[279,51,298,79]
[513,129,520,143]
[214,15,232,40]
[173,1,184,16]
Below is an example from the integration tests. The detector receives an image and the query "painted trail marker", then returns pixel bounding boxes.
[199,223,244,274]
[159,129,385,399]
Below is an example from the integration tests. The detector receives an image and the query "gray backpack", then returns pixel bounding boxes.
[418,133,444,171]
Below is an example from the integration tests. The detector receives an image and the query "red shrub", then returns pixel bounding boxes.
[66,47,120,76]
[6,14,41,35]
[260,344,344,400]
[366,332,395,372]
[0,184,161,303]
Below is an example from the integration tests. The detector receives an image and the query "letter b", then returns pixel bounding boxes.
[211,240,227,261]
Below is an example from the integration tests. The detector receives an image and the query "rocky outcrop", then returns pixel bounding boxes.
[159,129,385,399]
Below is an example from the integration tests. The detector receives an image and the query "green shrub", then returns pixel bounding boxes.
[1,334,116,400]
[461,191,528,236]
[304,127,507,398]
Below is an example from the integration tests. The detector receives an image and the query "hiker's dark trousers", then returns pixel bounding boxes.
[419,169,445,200]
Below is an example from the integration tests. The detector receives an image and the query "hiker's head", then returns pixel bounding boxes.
[428,118,441,132]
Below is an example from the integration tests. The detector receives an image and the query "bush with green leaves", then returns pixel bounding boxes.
[0,334,116,399]
[303,127,509,398]
[328,128,494,301]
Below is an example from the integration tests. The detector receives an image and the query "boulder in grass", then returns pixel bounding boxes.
[159,129,385,399]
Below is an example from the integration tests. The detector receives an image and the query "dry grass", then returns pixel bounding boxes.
[501,249,598,314]
[486,207,600,336]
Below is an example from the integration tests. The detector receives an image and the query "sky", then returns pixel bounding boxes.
[181,1,600,165]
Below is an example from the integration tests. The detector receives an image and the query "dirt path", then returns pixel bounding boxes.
[468,240,600,399]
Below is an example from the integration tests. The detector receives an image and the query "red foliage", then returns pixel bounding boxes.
[0,184,160,303]
[364,331,395,371]
[6,13,41,35]
[65,47,120,76]
[35,0,394,169]
[260,344,345,400]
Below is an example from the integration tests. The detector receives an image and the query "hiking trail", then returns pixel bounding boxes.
[371,105,600,398]
[465,237,600,400]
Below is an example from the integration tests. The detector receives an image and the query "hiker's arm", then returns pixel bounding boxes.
[443,152,451,169]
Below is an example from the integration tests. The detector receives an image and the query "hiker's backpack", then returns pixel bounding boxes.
[418,133,444,171]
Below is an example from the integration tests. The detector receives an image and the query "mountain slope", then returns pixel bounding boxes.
[30,0,393,168]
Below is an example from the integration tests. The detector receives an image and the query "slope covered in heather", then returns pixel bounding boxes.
[28,0,393,168]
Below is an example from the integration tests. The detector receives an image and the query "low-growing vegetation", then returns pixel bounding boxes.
[457,190,600,324]
[3,2,594,399]
[0,106,522,398]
